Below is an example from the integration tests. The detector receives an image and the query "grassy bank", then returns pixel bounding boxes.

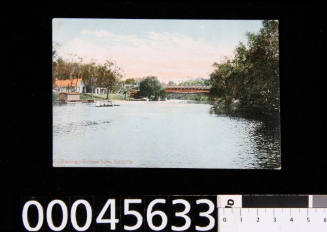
[80,93,125,100]
[52,92,125,101]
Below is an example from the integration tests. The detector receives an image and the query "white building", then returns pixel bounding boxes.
[94,87,107,94]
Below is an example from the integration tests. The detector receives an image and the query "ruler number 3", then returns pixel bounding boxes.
[195,199,215,231]
[171,199,215,231]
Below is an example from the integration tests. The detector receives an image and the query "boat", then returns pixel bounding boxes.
[95,100,113,107]
[129,97,149,101]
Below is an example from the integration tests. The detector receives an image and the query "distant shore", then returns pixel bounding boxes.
[53,92,211,103]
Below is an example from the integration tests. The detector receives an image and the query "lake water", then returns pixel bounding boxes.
[53,100,281,169]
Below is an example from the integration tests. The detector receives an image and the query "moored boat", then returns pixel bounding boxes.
[95,100,113,107]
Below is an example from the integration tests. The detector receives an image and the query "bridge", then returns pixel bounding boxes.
[164,86,210,94]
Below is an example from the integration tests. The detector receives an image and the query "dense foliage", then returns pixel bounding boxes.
[96,61,122,99]
[137,76,167,100]
[178,78,210,86]
[210,20,279,119]
[124,78,137,85]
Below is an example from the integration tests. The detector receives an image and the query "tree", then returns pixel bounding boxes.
[124,78,136,85]
[52,42,59,83]
[210,20,279,118]
[80,62,97,97]
[179,78,210,86]
[96,61,122,99]
[138,76,166,100]
[167,81,176,86]
[210,60,234,102]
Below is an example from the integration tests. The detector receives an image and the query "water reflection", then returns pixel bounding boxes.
[53,120,110,136]
[53,101,281,169]
[209,105,281,169]
[251,123,281,169]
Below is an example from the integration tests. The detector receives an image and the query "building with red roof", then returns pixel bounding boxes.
[53,78,86,93]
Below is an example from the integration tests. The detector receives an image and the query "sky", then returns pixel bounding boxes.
[53,18,263,82]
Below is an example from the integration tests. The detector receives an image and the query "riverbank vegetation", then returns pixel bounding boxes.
[136,76,167,100]
[80,93,125,101]
[52,92,125,102]
[53,53,122,100]
[209,20,279,122]
[167,78,210,87]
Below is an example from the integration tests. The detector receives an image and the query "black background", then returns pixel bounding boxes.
[2,1,326,231]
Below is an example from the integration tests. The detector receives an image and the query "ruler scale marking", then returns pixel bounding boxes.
[217,195,327,232]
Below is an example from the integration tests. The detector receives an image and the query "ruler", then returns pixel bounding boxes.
[217,195,327,232]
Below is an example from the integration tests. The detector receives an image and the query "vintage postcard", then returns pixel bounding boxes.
[52,19,280,169]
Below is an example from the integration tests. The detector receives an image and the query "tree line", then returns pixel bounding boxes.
[167,78,210,87]
[53,54,122,100]
[52,53,168,100]
[210,20,279,120]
